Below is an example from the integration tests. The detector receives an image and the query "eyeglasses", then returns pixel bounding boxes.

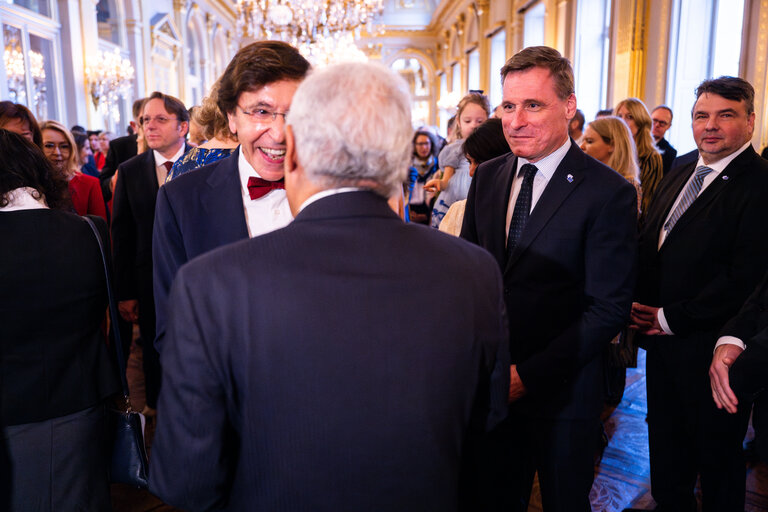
[43,142,71,153]
[652,119,669,127]
[414,142,431,146]
[238,105,289,123]
[140,115,178,126]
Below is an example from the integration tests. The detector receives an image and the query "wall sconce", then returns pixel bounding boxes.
[84,49,135,123]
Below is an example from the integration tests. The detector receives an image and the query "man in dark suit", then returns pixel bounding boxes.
[651,105,677,175]
[149,61,510,512]
[152,41,310,353]
[111,91,189,413]
[460,46,638,511]
[710,271,768,464]
[629,77,768,512]
[99,98,144,204]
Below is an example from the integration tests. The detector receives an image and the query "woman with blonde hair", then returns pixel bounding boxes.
[615,98,663,217]
[580,116,641,212]
[167,78,239,181]
[40,120,106,220]
[425,92,490,227]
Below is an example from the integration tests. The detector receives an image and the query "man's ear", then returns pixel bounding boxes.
[284,124,297,176]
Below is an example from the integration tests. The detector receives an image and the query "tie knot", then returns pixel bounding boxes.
[519,163,538,181]
[695,165,713,178]
[163,161,173,172]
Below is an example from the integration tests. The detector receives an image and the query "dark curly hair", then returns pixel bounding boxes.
[0,101,43,148]
[462,118,510,164]
[0,129,71,210]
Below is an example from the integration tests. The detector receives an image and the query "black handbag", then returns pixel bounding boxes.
[83,216,150,488]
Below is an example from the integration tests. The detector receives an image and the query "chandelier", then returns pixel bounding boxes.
[236,0,384,50]
[84,49,135,124]
[3,26,47,117]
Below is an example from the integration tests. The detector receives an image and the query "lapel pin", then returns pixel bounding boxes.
[722,175,729,181]
[566,174,574,183]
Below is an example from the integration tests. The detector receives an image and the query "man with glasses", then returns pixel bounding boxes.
[651,105,677,175]
[152,41,310,354]
[111,91,190,415]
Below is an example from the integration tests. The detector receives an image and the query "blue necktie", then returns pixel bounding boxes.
[663,165,714,235]
[506,163,538,258]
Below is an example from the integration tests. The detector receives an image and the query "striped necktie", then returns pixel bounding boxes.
[663,165,713,235]
[506,163,538,259]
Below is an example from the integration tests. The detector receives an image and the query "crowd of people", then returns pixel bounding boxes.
[2,40,768,512]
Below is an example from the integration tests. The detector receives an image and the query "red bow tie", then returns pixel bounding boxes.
[247,176,285,200]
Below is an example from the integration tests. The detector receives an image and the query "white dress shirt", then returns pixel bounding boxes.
[238,149,292,238]
[154,145,186,187]
[505,138,571,242]
[299,187,362,213]
[656,141,752,336]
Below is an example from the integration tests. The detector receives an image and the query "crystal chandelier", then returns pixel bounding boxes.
[84,49,135,124]
[236,0,384,52]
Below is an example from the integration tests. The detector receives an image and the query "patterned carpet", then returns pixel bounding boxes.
[112,346,768,511]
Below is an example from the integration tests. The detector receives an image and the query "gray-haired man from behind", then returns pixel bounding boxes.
[149,61,510,511]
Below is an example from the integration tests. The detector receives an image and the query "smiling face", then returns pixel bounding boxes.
[580,125,614,164]
[227,79,300,182]
[501,67,576,163]
[42,128,72,174]
[692,92,754,165]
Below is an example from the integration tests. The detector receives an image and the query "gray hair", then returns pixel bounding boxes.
[287,61,413,198]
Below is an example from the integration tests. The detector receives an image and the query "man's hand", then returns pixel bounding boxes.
[118,299,139,323]
[629,302,665,335]
[509,365,527,402]
[709,343,744,414]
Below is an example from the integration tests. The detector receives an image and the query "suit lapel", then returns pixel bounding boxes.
[202,149,249,241]
[504,144,584,272]
[645,161,694,243]
[660,146,756,250]
[489,155,517,267]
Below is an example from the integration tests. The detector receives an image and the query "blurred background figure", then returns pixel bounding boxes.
[88,130,106,172]
[167,79,238,181]
[0,129,119,511]
[581,116,642,213]
[650,105,677,175]
[569,108,585,143]
[439,118,510,236]
[615,98,663,218]
[0,101,42,146]
[186,106,207,146]
[426,92,490,228]
[405,129,439,224]
[40,120,106,220]
[73,132,99,178]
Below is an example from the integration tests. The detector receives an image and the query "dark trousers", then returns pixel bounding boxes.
[138,293,160,409]
[3,404,111,511]
[467,409,598,512]
[646,341,751,512]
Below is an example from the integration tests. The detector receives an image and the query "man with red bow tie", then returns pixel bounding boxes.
[152,41,310,353]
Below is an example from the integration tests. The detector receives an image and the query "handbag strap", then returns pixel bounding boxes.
[83,215,131,400]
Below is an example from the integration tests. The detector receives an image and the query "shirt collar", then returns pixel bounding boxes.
[695,141,752,174]
[0,187,49,211]
[299,187,363,213]
[153,144,186,168]
[516,137,571,180]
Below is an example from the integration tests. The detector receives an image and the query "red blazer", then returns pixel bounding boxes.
[94,151,106,171]
[69,172,107,221]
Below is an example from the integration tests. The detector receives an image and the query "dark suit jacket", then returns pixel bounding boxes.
[100,133,138,203]
[1,210,119,425]
[724,272,768,398]
[111,144,190,309]
[657,137,677,176]
[461,141,638,420]
[152,149,249,352]
[636,146,768,356]
[149,191,510,511]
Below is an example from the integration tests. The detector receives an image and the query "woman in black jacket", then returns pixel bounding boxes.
[0,129,119,511]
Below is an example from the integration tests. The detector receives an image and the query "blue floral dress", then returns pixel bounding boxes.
[166,147,237,182]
